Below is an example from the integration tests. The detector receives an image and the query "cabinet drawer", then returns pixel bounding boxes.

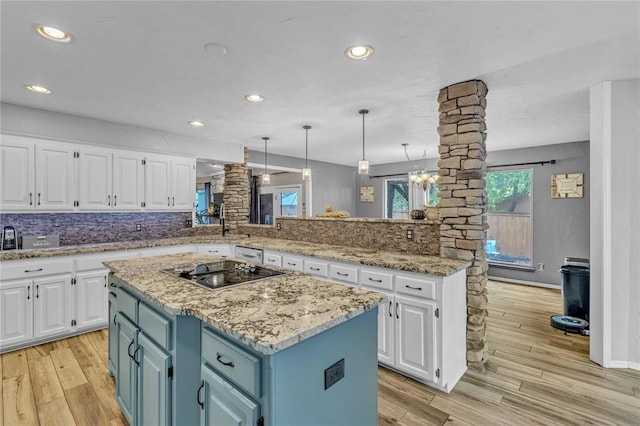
[303,260,328,277]
[139,302,171,351]
[75,250,138,272]
[117,287,139,323]
[263,252,282,267]
[201,327,261,399]
[197,244,232,258]
[395,275,437,300]
[1,258,72,281]
[328,264,358,285]
[281,255,303,272]
[360,269,394,291]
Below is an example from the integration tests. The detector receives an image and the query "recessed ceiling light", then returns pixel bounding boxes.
[25,84,52,94]
[244,94,264,103]
[36,26,72,43]
[189,120,205,127]
[345,45,374,60]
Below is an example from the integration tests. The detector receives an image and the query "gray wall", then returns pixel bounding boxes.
[1,102,244,163]
[247,150,356,217]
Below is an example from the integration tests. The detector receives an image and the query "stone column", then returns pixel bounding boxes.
[222,147,249,234]
[437,80,489,370]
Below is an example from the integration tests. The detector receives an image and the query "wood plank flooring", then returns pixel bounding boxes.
[2,280,639,425]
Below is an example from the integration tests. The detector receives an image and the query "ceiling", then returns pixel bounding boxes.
[1,1,638,167]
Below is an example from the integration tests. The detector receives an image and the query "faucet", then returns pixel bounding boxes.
[219,203,229,236]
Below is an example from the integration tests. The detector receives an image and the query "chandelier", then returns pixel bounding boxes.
[403,143,438,191]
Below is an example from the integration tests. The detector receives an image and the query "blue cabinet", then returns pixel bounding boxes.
[200,365,260,426]
[138,332,172,426]
[116,314,138,425]
[108,291,117,376]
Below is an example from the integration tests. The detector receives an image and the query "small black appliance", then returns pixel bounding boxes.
[2,226,17,250]
[550,257,590,335]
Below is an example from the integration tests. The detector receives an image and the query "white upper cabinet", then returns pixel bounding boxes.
[113,151,144,210]
[35,143,76,210]
[0,136,34,210]
[145,154,195,211]
[77,147,144,210]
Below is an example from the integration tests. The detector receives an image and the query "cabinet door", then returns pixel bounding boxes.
[375,291,395,366]
[35,144,75,210]
[138,333,172,426]
[201,365,260,426]
[0,139,34,210]
[116,315,138,426]
[33,275,72,339]
[75,270,108,330]
[108,292,117,377]
[0,280,33,347]
[395,295,437,382]
[77,148,112,210]
[113,151,144,210]
[145,156,171,210]
[171,159,195,210]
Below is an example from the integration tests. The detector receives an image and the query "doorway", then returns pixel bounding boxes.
[258,185,302,225]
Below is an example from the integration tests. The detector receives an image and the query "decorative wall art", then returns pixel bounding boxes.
[551,173,584,198]
[359,186,375,203]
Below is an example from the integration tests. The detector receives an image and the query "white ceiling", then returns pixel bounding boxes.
[1,1,638,167]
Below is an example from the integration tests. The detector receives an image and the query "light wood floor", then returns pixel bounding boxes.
[2,281,639,425]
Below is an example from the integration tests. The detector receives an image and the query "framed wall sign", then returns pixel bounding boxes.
[360,186,375,203]
[551,173,584,198]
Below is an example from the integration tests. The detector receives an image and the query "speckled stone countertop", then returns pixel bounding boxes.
[106,253,386,355]
[0,235,470,276]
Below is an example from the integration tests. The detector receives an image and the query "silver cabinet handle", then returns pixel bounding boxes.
[405,285,423,291]
[29,193,33,205]
[24,268,43,273]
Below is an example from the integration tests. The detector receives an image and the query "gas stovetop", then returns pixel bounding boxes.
[161,260,285,290]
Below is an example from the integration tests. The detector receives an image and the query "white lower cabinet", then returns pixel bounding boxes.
[75,270,108,330]
[197,244,233,258]
[375,290,395,366]
[395,295,437,383]
[0,280,33,346]
[33,275,73,339]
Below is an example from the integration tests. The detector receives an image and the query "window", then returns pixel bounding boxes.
[385,179,409,219]
[485,169,533,267]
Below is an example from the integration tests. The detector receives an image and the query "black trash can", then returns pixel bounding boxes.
[560,264,590,321]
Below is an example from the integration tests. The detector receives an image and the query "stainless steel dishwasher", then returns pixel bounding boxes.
[234,245,264,263]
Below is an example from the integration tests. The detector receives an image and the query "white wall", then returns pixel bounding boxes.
[1,102,244,164]
[589,80,640,370]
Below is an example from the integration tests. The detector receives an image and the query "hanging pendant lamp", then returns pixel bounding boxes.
[262,137,270,184]
[358,109,370,175]
[302,125,312,181]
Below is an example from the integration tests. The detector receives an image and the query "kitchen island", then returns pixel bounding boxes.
[105,252,385,426]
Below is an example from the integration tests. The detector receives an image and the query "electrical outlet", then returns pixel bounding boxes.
[407,229,413,240]
[324,358,345,390]
[537,263,545,271]
[135,224,141,232]
[185,219,193,227]
[276,223,281,231]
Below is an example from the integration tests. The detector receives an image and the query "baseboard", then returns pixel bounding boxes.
[488,275,560,289]
[602,360,640,370]
[0,323,108,355]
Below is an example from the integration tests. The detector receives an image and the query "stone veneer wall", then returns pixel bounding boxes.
[437,79,489,370]
[222,148,250,234]
[0,212,220,247]
[236,224,278,239]
[273,218,440,255]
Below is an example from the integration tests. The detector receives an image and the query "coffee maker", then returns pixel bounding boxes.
[2,226,17,250]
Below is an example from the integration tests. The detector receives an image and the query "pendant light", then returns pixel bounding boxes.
[302,125,312,181]
[358,109,369,175]
[262,137,270,184]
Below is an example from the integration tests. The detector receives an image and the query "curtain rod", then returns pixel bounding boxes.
[487,159,556,169]
[368,173,407,179]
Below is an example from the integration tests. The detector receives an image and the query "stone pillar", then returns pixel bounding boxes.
[222,147,249,234]
[437,80,489,370]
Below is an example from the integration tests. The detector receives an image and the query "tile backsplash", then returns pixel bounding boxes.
[0,212,198,247]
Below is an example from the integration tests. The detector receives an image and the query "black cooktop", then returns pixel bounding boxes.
[161,260,284,290]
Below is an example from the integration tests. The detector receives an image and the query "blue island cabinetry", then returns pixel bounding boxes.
[109,274,379,426]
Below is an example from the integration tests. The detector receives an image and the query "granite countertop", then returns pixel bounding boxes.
[106,253,386,355]
[0,235,470,276]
